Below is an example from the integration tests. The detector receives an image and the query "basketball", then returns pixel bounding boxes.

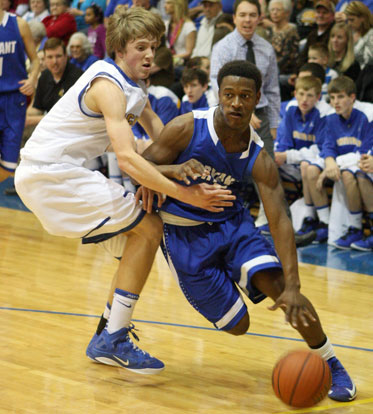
[272,350,332,408]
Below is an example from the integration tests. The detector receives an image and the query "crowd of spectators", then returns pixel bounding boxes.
[3,0,373,250]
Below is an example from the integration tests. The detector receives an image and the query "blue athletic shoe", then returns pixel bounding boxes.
[312,222,328,244]
[86,324,165,375]
[258,224,271,235]
[330,227,363,250]
[296,217,318,236]
[327,357,357,402]
[350,234,373,251]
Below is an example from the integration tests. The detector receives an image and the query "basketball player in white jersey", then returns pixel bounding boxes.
[15,7,235,374]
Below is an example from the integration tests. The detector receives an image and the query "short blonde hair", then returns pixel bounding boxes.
[106,7,165,57]
[295,76,322,95]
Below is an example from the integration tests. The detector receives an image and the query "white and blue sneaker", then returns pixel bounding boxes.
[351,234,373,251]
[330,227,363,250]
[86,324,165,375]
[327,357,357,402]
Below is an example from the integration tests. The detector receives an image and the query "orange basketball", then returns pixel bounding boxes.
[272,350,332,408]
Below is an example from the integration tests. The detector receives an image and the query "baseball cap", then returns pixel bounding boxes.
[315,0,335,12]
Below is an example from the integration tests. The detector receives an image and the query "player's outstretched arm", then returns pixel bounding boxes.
[86,79,234,212]
[252,150,316,328]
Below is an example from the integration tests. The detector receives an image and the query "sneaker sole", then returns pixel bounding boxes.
[350,244,372,252]
[87,354,165,375]
[329,242,351,250]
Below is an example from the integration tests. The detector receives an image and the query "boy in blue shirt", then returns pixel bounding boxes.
[275,76,333,242]
[304,76,373,248]
[179,67,217,114]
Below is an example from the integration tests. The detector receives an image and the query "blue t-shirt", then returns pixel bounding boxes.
[320,106,373,158]
[275,104,327,152]
[70,54,99,72]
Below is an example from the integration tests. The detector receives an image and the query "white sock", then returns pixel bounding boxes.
[304,204,316,219]
[107,289,138,334]
[349,211,362,229]
[103,302,111,320]
[312,337,335,361]
[316,205,330,225]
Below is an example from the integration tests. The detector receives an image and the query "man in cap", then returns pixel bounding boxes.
[298,0,335,68]
[192,0,223,58]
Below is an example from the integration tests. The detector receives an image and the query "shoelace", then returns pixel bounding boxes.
[125,324,148,356]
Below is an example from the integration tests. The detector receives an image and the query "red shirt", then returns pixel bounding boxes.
[43,12,77,45]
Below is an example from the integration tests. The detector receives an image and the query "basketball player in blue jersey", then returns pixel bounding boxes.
[15,7,235,376]
[141,60,356,402]
[0,8,40,182]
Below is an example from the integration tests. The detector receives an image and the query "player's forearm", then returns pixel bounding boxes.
[28,57,40,86]
[117,151,187,201]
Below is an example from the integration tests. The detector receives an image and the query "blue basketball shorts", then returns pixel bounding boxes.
[0,91,27,171]
[161,209,282,331]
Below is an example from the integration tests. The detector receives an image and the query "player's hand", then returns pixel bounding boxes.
[250,113,262,130]
[316,170,327,191]
[268,288,317,328]
[18,78,35,96]
[359,154,373,173]
[183,183,236,212]
[324,164,341,182]
[170,159,210,185]
[135,186,166,213]
[274,152,287,166]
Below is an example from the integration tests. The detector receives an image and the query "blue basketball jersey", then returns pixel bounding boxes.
[0,12,27,93]
[160,107,264,222]
[320,107,373,159]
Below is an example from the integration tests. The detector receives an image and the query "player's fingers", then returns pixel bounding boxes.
[135,187,143,205]
[303,307,317,323]
[205,206,224,212]
[289,306,298,328]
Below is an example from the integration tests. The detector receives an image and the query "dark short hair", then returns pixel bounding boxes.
[217,60,262,92]
[86,4,104,24]
[43,37,66,54]
[181,68,208,86]
[328,75,356,95]
[298,62,326,84]
[233,0,260,15]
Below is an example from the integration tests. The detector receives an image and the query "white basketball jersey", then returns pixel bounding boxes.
[20,59,148,166]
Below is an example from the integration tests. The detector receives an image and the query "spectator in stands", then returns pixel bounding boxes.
[350,149,373,251]
[42,0,77,45]
[164,0,197,66]
[335,0,373,15]
[275,76,331,203]
[308,42,338,101]
[26,38,83,127]
[67,32,98,71]
[275,77,332,242]
[28,20,47,53]
[179,67,217,114]
[304,76,373,248]
[23,0,49,23]
[187,55,211,76]
[211,13,234,46]
[85,5,106,59]
[356,63,373,102]
[291,0,316,40]
[266,0,299,77]
[297,0,335,69]
[149,35,174,88]
[1,0,15,12]
[132,0,160,13]
[345,1,373,69]
[328,22,361,79]
[191,0,222,59]
[68,0,106,33]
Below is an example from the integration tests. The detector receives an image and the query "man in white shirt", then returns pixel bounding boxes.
[191,0,222,58]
